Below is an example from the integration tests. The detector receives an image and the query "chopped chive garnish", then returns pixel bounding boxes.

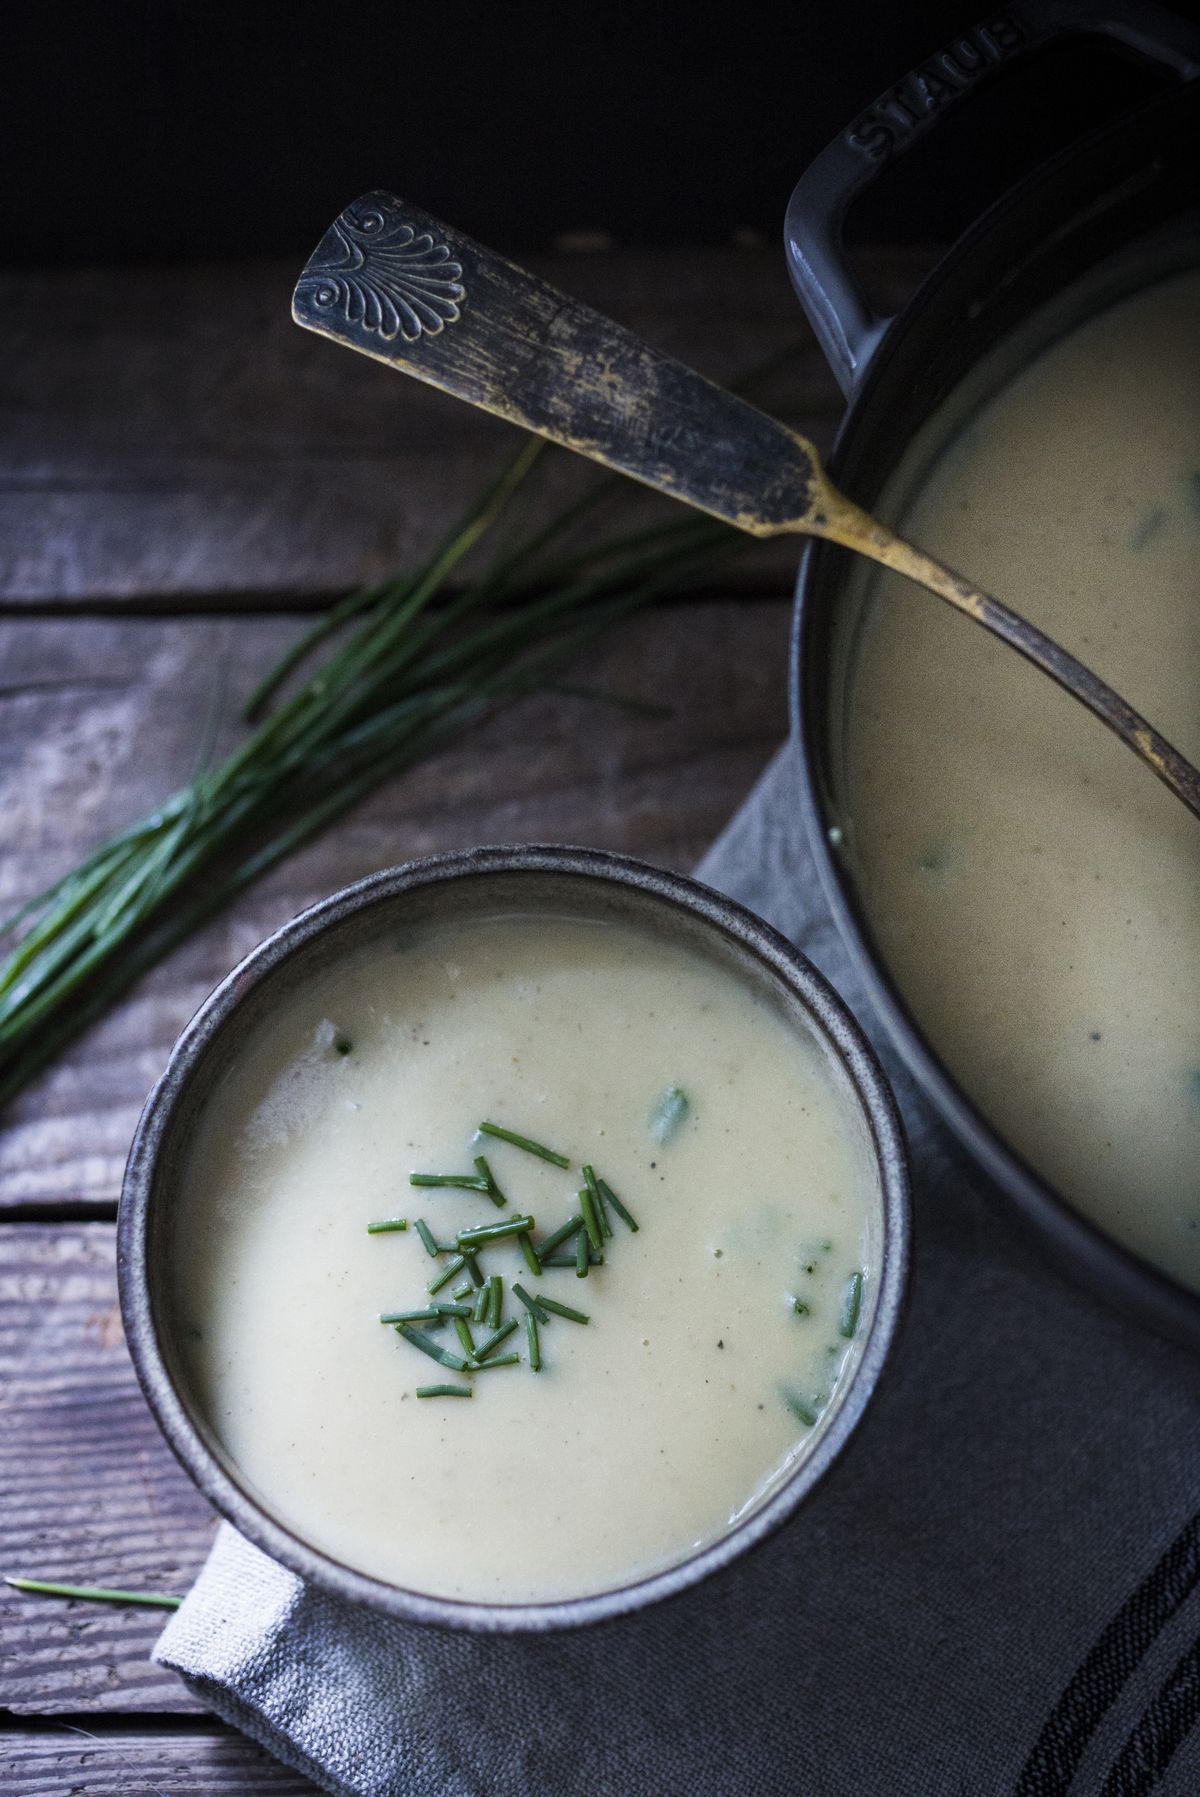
[416,1384,472,1399]
[782,1386,820,1428]
[410,1173,492,1191]
[478,1120,570,1167]
[427,1254,466,1295]
[453,1316,477,1360]
[473,1154,508,1208]
[434,1240,459,1254]
[839,1270,864,1338]
[366,1217,408,1234]
[414,1219,440,1258]
[488,1274,503,1332]
[397,1325,471,1372]
[472,1285,490,1325]
[538,1295,589,1325]
[525,1312,542,1371]
[597,1176,638,1232]
[462,1250,485,1289]
[457,1215,535,1247]
[575,1228,589,1277]
[536,1214,583,1259]
[578,1184,603,1252]
[582,1166,612,1239]
[650,1085,689,1144]
[518,1231,542,1277]
[475,1317,519,1360]
[543,1249,603,1267]
[512,1283,550,1324]
[379,1306,438,1324]
[451,1281,473,1300]
[473,1351,520,1370]
[432,1300,473,1318]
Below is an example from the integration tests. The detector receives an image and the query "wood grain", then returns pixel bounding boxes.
[0,247,931,609]
[0,1226,214,1714]
[1,1726,320,1794]
[0,598,789,1212]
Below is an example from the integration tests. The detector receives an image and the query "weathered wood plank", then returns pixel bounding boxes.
[0,1727,320,1794]
[0,599,788,1211]
[0,1225,214,1714]
[0,248,931,608]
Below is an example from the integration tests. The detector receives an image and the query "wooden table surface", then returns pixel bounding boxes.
[0,243,928,1793]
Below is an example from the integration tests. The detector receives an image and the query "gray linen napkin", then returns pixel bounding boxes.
[156,742,1200,1797]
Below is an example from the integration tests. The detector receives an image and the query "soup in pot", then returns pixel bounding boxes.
[842,262,1199,1293]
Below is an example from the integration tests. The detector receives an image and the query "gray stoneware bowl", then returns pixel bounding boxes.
[118,845,910,1632]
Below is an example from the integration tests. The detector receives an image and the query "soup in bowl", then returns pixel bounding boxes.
[119,847,908,1629]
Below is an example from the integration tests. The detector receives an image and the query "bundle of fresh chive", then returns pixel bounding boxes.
[0,443,748,1112]
[369,1118,638,1395]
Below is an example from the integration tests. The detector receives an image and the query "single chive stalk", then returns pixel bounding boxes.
[475,1317,519,1360]
[473,1154,508,1208]
[782,1386,820,1428]
[525,1312,542,1372]
[582,1165,612,1239]
[453,1316,477,1360]
[512,1283,550,1324]
[597,1176,638,1233]
[462,1250,485,1289]
[538,1295,589,1325]
[578,1183,603,1252]
[457,1215,535,1247]
[543,1249,603,1267]
[427,1254,467,1295]
[472,1351,520,1370]
[477,1121,570,1168]
[3,1576,182,1610]
[451,1281,473,1300]
[410,1172,492,1192]
[432,1300,473,1318]
[472,1285,490,1325]
[414,1218,440,1258]
[415,1384,472,1399]
[840,1270,864,1338]
[536,1214,583,1259]
[488,1273,503,1332]
[650,1085,689,1144]
[517,1231,542,1277]
[379,1306,439,1324]
[366,1218,408,1234]
[575,1228,589,1277]
[397,1325,472,1372]
[393,1329,467,1365]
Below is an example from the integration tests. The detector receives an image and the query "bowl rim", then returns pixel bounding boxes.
[118,843,910,1632]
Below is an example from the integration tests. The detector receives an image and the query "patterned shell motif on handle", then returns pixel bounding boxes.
[298,196,466,342]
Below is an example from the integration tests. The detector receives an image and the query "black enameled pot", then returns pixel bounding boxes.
[786,0,1200,1349]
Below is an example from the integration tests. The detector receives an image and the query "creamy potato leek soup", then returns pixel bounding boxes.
[840,257,1200,1292]
[172,907,876,1603]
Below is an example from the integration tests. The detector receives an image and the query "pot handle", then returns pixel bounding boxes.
[785,0,1200,396]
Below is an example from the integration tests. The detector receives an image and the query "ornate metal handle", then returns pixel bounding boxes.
[292,191,827,538]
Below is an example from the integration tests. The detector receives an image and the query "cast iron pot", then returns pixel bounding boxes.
[786,0,1200,1349]
[119,846,910,1631]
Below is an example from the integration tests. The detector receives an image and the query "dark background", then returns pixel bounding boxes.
[6,0,1195,269]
